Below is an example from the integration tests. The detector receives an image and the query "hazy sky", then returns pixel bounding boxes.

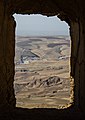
[14,14,69,36]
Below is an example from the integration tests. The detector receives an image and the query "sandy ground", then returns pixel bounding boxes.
[14,36,73,108]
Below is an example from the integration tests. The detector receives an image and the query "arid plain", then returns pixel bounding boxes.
[14,36,73,108]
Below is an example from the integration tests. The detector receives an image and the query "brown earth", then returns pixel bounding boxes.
[14,36,73,108]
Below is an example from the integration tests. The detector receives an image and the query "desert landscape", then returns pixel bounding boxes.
[14,35,73,108]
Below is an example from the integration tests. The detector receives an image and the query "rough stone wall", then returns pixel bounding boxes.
[80,19,85,112]
[0,0,9,110]
[6,15,16,108]
[0,0,16,111]
[0,0,85,115]
[70,18,85,112]
[70,21,81,108]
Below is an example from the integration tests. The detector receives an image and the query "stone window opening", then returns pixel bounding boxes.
[13,14,73,109]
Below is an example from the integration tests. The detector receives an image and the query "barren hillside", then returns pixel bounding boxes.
[14,36,73,108]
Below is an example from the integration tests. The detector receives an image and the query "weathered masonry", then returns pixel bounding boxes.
[0,0,85,119]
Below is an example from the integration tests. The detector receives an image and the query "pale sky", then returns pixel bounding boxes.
[14,14,69,36]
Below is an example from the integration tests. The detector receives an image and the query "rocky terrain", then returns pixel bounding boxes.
[14,36,73,108]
